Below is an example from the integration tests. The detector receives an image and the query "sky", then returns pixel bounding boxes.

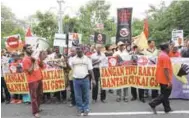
[1,0,173,20]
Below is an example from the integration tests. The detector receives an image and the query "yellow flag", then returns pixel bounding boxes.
[133,32,148,50]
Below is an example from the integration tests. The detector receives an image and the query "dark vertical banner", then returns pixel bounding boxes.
[94,32,106,44]
[116,8,132,44]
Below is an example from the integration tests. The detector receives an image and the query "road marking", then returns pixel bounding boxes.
[86,110,189,116]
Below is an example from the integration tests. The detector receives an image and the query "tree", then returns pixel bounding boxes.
[146,1,189,44]
[78,0,113,44]
[132,18,143,37]
[31,11,58,47]
[1,4,26,49]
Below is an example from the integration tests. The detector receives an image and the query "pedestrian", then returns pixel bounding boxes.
[149,43,172,114]
[1,49,11,104]
[113,41,129,102]
[181,40,189,57]
[22,44,45,118]
[69,46,96,116]
[143,40,159,99]
[68,47,77,107]
[104,44,114,94]
[169,46,181,57]
[91,44,107,103]
[129,45,145,103]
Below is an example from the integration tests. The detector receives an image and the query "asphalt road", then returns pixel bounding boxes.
[1,92,189,118]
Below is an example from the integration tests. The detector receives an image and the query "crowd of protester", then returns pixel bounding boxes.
[1,39,189,117]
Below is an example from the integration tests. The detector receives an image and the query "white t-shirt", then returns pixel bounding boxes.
[143,48,159,56]
[113,50,130,61]
[1,56,10,77]
[69,55,93,79]
[91,52,106,68]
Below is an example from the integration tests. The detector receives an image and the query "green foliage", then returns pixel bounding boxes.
[147,1,189,44]
[32,11,58,47]
[1,4,25,42]
[132,18,143,37]
[78,0,113,44]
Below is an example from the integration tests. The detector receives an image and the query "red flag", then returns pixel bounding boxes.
[25,27,32,37]
[143,19,149,39]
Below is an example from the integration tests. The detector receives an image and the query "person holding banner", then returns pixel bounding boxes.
[69,46,96,116]
[113,41,129,102]
[1,50,11,104]
[22,44,45,118]
[91,44,107,103]
[143,40,159,99]
[129,45,145,103]
[169,46,181,57]
[149,43,172,114]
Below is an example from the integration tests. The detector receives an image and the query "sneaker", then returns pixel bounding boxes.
[83,111,89,116]
[5,100,10,104]
[123,98,128,102]
[101,100,107,103]
[116,98,121,102]
[165,108,172,113]
[10,99,17,104]
[131,98,137,101]
[76,110,82,116]
[16,100,22,104]
[69,104,75,107]
[92,100,97,104]
[148,103,157,114]
[34,113,40,118]
[140,98,145,103]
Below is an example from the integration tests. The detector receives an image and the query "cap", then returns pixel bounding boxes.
[117,41,125,47]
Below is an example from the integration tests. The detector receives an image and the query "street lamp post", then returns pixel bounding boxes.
[57,0,64,33]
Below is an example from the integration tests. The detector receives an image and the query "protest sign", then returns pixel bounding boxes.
[172,30,184,46]
[100,66,158,90]
[94,32,106,44]
[69,33,82,46]
[5,34,24,52]
[101,56,189,99]
[4,69,65,94]
[116,8,132,43]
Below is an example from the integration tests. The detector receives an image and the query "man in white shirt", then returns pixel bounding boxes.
[91,44,107,103]
[143,40,159,99]
[113,41,129,102]
[1,50,11,104]
[69,46,96,116]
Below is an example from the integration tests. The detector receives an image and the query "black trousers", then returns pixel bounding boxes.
[92,68,106,101]
[54,90,67,101]
[149,84,172,112]
[131,87,144,100]
[152,90,159,98]
[69,80,76,105]
[43,93,51,100]
[1,77,11,102]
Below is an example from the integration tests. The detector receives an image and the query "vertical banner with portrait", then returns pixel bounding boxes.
[94,32,106,44]
[172,30,184,47]
[116,8,132,44]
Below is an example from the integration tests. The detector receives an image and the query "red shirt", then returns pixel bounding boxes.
[169,51,180,57]
[156,51,173,85]
[22,56,42,83]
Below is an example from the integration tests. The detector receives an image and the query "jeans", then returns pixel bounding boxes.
[149,84,172,112]
[73,77,90,112]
